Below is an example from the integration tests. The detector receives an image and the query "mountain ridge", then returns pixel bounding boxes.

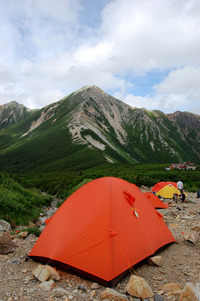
[0,85,199,173]
[0,101,34,130]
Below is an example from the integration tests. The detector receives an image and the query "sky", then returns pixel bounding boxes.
[0,0,200,115]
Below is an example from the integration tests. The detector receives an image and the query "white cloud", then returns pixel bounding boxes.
[100,0,200,71]
[118,66,200,115]
[154,66,200,95]
[188,103,200,116]
[0,0,199,115]
[153,66,200,113]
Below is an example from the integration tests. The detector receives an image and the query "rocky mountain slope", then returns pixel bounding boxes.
[0,101,33,130]
[0,86,199,173]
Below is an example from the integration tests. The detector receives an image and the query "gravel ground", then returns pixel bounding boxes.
[0,189,199,301]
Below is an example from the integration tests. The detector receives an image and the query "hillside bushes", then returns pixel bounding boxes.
[4,163,199,226]
[17,163,200,199]
[0,173,52,226]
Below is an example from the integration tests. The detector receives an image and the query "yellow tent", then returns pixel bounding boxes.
[156,184,185,199]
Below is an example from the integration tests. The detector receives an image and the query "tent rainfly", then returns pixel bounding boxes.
[29,177,175,286]
[143,192,169,209]
[151,181,177,193]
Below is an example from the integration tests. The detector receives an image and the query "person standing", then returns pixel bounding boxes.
[177,179,183,193]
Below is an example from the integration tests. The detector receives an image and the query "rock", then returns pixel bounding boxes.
[39,225,45,231]
[169,223,180,228]
[24,275,34,284]
[18,231,28,238]
[162,282,182,290]
[183,231,199,244]
[45,264,60,281]
[32,264,51,282]
[91,282,100,290]
[0,220,11,232]
[72,288,79,294]
[10,259,20,264]
[155,295,164,301]
[0,254,9,260]
[0,241,16,254]
[46,208,57,217]
[162,282,182,294]
[126,275,153,298]
[148,255,163,267]
[77,284,87,291]
[179,283,199,301]
[0,232,12,245]
[182,216,193,220]
[191,224,200,232]
[89,290,97,298]
[101,288,128,300]
[52,287,69,297]
[39,279,55,291]
[194,283,200,300]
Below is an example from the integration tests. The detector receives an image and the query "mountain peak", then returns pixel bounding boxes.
[1,101,23,109]
[0,101,31,130]
[72,85,106,99]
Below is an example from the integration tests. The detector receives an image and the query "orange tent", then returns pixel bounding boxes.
[143,192,169,209]
[151,181,177,193]
[29,177,175,286]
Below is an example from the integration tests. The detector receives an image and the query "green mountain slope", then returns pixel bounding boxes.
[0,86,199,173]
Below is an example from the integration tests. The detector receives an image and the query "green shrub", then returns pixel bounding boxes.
[68,178,93,196]
[26,227,42,237]
[0,172,52,225]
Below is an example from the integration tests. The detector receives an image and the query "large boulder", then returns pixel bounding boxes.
[0,220,11,232]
